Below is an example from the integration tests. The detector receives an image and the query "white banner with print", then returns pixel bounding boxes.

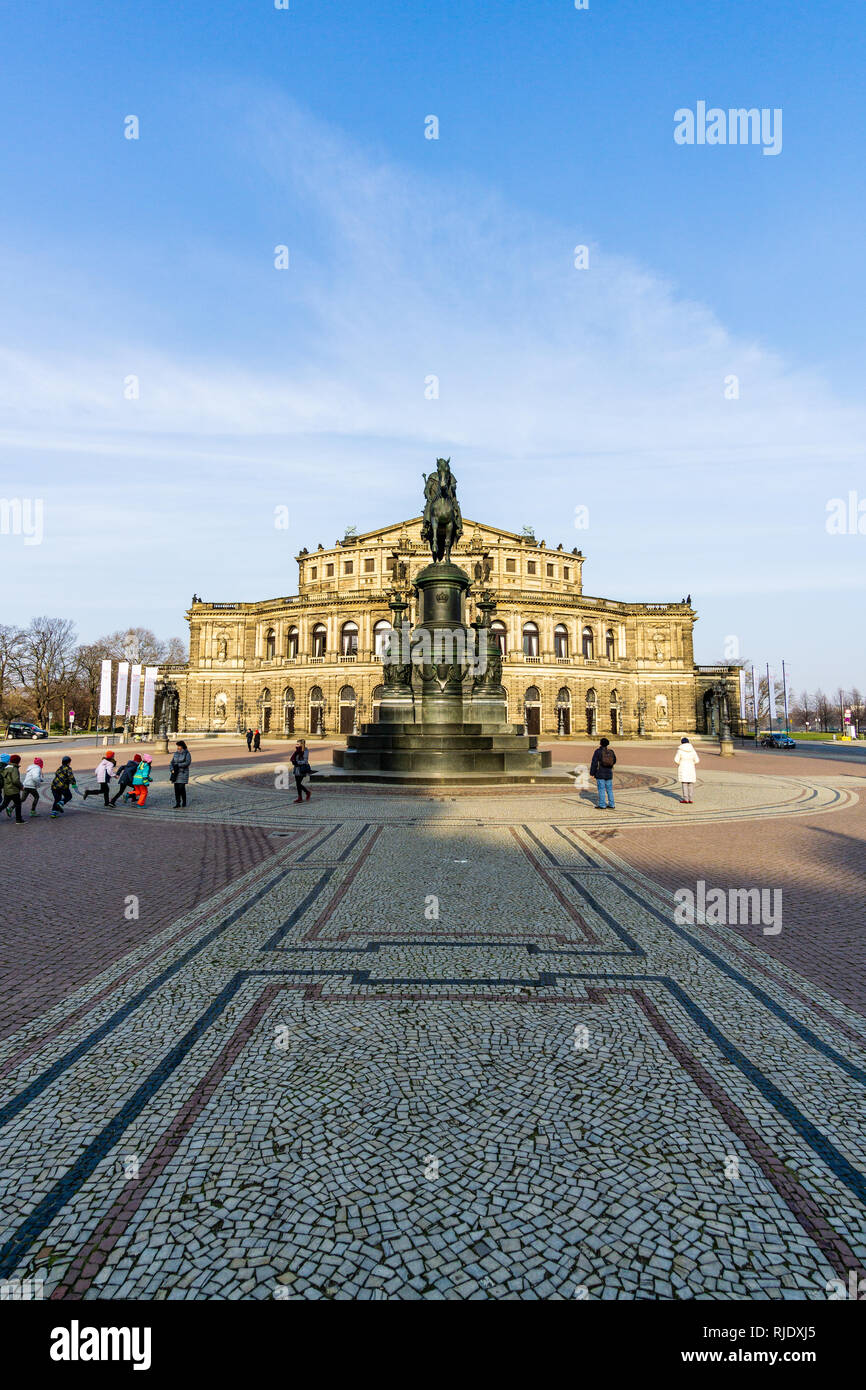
[114,662,129,717]
[142,667,159,718]
[98,660,113,717]
[127,664,142,717]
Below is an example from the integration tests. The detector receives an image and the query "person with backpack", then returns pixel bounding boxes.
[129,754,153,806]
[674,737,700,804]
[169,741,192,808]
[50,757,78,817]
[1,754,24,823]
[589,736,617,809]
[21,757,45,817]
[110,753,142,805]
[83,751,117,806]
[290,739,312,802]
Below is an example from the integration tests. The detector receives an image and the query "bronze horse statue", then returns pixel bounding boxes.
[421,458,463,563]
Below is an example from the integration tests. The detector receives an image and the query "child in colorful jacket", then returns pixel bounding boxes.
[1,754,24,823]
[50,757,78,817]
[129,755,153,806]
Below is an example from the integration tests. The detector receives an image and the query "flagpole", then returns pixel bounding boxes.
[766,663,774,738]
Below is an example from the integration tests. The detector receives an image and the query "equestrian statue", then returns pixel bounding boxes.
[421,457,463,564]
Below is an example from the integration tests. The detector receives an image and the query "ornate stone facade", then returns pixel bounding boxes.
[171,517,741,738]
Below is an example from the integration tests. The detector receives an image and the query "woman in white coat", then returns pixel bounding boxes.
[674,737,700,803]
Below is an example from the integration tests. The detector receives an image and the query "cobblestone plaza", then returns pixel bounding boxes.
[1,741,863,1301]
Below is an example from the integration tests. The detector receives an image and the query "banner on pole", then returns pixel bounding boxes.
[114,662,129,717]
[767,665,777,719]
[127,664,142,717]
[739,670,747,719]
[98,660,113,717]
[751,667,759,723]
[142,667,158,718]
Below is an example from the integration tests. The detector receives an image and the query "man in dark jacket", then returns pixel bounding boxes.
[110,753,142,805]
[589,736,616,809]
[245,728,253,751]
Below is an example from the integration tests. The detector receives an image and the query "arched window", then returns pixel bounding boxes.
[341,621,358,656]
[585,686,598,736]
[605,628,615,661]
[554,624,569,658]
[524,686,541,735]
[374,619,392,659]
[287,626,298,659]
[265,628,276,660]
[522,622,539,658]
[582,625,594,660]
[283,687,295,734]
[259,687,272,734]
[491,620,507,655]
[339,684,357,734]
[312,624,327,658]
[309,685,324,733]
[609,688,620,735]
[371,684,385,722]
[556,686,572,736]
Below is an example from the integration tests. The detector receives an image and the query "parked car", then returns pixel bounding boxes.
[5,719,49,740]
[760,732,796,749]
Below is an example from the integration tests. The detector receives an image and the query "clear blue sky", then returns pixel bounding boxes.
[3,0,864,692]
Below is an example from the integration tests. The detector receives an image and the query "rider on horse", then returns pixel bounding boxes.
[421,458,463,563]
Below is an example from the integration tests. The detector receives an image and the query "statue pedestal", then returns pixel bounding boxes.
[414,562,473,726]
[330,517,554,782]
[719,738,735,758]
[379,694,414,723]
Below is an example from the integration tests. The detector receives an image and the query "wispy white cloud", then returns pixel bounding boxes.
[1,87,863,682]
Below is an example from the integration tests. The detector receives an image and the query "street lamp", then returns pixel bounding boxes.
[636,697,647,738]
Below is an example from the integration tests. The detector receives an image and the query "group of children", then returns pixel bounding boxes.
[1,750,154,821]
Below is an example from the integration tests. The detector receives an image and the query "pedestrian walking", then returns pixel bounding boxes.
[111,753,142,805]
[674,736,700,803]
[50,757,77,817]
[20,757,45,817]
[253,728,261,752]
[129,755,153,806]
[245,728,253,752]
[83,752,117,806]
[589,736,616,809]
[1,754,24,823]
[290,739,312,802]
[169,740,192,808]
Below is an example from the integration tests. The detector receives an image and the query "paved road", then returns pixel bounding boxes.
[0,755,862,1300]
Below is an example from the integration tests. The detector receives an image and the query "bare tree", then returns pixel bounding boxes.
[814,688,831,733]
[0,624,25,719]
[790,689,814,731]
[162,636,187,664]
[75,640,114,728]
[15,617,78,727]
[102,627,166,666]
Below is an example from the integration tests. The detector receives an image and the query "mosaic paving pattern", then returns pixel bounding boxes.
[0,765,863,1300]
